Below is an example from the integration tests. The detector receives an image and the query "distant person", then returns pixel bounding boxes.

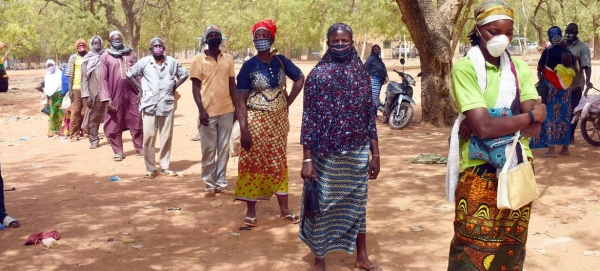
[100,31,143,161]
[66,39,89,141]
[234,20,305,227]
[0,163,19,228]
[81,35,107,149]
[126,37,189,178]
[43,60,65,137]
[565,23,593,143]
[190,25,236,194]
[364,44,388,119]
[531,26,574,156]
[0,42,9,93]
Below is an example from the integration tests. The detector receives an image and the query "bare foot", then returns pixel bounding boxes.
[355,258,382,271]
[542,152,557,157]
[313,257,326,271]
[559,147,570,155]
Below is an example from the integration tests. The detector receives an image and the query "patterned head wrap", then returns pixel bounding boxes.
[327,23,353,40]
[474,0,514,26]
[547,26,563,44]
[76,39,87,49]
[251,20,277,40]
[149,37,164,48]
[204,25,222,40]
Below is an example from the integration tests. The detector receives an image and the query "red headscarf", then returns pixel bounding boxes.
[251,20,277,40]
[75,39,87,49]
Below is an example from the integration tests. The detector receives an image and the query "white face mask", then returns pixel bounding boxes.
[478,28,510,57]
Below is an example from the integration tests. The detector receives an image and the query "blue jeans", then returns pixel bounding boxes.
[371,77,383,116]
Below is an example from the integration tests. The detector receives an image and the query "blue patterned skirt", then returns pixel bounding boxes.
[530,82,571,148]
[299,144,369,258]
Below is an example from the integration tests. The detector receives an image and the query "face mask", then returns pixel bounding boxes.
[47,66,56,74]
[111,41,124,49]
[152,46,164,60]
[329,43,353,61]
[207,38,222,47]
[253,39,271,52]
[478,28,509,57]
[565,33,576,41]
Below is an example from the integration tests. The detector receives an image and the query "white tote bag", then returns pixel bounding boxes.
[61,92,72,110]
[229,120,241,157]
[497,131,539,210]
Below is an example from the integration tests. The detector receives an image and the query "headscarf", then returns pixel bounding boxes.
[76,39,87,49]
[204,25,222,39]
[251,20,277,40]
[547,26,563,44]
[44,60,62,96]
[300,23,377,158]
[82,35,104,75]
[106,30,132,58]
[327,23,353,41]
[474,0,514,26]
[149,37,164,47]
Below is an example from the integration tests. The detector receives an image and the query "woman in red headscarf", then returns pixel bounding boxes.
[234,20,305,227]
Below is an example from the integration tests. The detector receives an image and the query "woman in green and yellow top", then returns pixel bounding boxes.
[445,1,548,270]
[0,42,8,93]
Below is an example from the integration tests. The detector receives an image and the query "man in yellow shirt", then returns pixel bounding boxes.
[66,39,89,141]
[0,42,8,93]
[190,25,236,195]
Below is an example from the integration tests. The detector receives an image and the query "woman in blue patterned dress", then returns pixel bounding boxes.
[300,23,381,271]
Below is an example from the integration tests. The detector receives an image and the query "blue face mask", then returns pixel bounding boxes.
[329,43,353,61]
[253,39,271,52]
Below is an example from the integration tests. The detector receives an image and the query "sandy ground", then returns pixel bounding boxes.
[0,57,600,271]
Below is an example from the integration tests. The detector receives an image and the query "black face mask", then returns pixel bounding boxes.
[207,38,222,48]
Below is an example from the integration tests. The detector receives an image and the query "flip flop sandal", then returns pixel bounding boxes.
[244,217,258,227]
[113,154,123,161]
[144,171,158,179]
[2,216,20,228]
[280,214,300,224]
[354,264,382,271]
[160,169,177,177]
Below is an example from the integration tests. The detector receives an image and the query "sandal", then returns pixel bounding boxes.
[160,169,177,177]
[354,264,382,271]
[143,170,158,179]
[244,216,258,227]
[280,214,300,224]
[113,153,123,161]
[2,216,20,228]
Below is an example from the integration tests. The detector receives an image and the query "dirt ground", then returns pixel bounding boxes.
[1,57,600,271]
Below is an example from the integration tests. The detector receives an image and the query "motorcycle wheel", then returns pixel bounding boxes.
[580,117,600,146]
[389,102,413,130]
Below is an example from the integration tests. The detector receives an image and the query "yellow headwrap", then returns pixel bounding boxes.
[475,2,514,26]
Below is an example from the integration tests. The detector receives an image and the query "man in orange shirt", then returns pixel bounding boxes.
[190,25,236,195]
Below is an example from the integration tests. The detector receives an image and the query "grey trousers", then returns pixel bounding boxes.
[200,112,234,191]
[143,112,174,171]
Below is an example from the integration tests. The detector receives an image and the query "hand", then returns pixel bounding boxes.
[532,97,547,122]
[384,76,389,84]
[368,156,380,179]
[86,96,92,106]
[458,119,472,141]
[199,110,210,126]
[586,81,594,89]
[301,161,317,181]
[240,129,252,151]
[105,100,116,112]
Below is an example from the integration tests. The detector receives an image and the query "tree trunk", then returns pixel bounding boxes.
[528,0,545,51]
[593,15,600,60]
[396,0,460,126]
[451,0,476,55]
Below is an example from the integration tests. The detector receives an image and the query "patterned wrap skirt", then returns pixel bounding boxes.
[448,163,532,271]
[530,81,571,148]
[299,144,369,258]
[48,92,64,136]
[235,108,289,201]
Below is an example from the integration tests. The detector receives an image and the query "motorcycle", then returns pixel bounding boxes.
[573,87,600,146]
[378,58,420,130]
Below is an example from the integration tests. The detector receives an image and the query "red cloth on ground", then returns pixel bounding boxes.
[24,230,60,246]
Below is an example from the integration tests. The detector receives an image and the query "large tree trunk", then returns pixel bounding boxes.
[396,0,462,126]
[593,15,600,60]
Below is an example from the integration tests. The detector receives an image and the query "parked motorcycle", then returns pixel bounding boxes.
[573,87,600,146]
[378,58,420,129]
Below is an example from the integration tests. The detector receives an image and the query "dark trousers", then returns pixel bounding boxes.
[570,87,583,141]
[0,78,8,93]
[0,166,7,222]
